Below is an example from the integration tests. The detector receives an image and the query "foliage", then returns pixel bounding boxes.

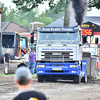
[46,9,64,21]
[89,0,100,9]
[36,12,53,26]
[12,0,58,11]
[1,3,53,28]
[12,0,69,26]
[1,3,8,22]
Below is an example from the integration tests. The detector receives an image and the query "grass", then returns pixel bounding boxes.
[0,73,37,77]
[97,75,100,79]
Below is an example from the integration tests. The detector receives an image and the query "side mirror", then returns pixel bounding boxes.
[95,38,99,44]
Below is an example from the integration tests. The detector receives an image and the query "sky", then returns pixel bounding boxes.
[1,0,100,16]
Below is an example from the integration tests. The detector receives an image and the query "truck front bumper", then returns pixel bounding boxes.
[37,63,81,76]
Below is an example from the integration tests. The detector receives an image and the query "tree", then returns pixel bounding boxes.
[89,0,100,9]
[7,7,16,21]
[12,0,70,27]
[0,3,53,28]
[46,9,64,21]
[1,3,8,22]
[36,12,53,26]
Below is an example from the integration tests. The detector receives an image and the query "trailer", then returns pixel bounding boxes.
[36,27,88,83]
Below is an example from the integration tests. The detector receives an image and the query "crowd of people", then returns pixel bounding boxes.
[4,49,36,75]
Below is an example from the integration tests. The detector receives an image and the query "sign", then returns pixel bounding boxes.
[81,28,93,36]
[81,24,90,28]
[82,47,98,55]
[38,27,78,32]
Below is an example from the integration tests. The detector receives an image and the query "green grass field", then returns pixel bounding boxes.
[0,73,37,77]
[97,75,100,79]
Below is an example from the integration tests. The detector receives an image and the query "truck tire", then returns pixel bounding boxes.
[74,76,81,84]
[38,75,44,82]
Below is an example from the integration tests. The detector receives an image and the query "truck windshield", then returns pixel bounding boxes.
[2,35,14,48]
[21,38,26,49]
[37,32,78,44]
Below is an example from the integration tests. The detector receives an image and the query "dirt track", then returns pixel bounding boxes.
[0,76,100,100]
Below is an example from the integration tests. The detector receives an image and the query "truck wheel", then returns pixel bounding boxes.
[38,75,44,82]
[74,76,81,84]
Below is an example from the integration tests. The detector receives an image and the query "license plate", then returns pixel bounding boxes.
[52,53,62,55]
[52,68,62,71]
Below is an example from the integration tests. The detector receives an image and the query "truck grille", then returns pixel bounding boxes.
[41,51,74,62]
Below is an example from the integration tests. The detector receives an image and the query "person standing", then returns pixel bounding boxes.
[29,49,36,75]
[23,51,30,68]
[4,49,10,75]
[13,67,47,100]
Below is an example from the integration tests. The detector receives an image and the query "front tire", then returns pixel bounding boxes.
[74,76,81,84]
[38,75,44,82]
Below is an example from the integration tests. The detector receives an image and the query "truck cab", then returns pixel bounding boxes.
[0,32,20,63]
[36,27,87,83]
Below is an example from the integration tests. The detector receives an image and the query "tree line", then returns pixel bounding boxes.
[1,3,64,28]
[1,0,99,28]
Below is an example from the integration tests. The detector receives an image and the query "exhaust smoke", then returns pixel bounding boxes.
[71,0,87,25]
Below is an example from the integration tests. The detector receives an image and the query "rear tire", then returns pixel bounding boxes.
[74,76,81,84]
[38,75,44,82]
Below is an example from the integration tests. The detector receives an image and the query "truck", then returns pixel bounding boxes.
[36,27,88,83]
[0,31,20,63]
[29,22,44,51]
[20,35,29,54]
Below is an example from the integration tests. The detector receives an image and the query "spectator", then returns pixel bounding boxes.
[29,49,36,75]
[23,51,30,68]
[13,67,46,100]
[4,49,10,75]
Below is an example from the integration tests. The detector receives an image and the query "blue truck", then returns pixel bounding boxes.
[36,27,87,83]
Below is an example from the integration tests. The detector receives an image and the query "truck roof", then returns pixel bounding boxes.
[37,27,78,33]
[0,31,19,34]
[20,35,27,38]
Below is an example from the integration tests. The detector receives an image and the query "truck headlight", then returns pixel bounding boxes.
[70,65,78,68]
[37,65,45,68]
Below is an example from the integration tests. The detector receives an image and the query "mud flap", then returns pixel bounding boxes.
[81,68,87,83]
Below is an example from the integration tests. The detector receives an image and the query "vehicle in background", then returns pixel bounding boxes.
[29,22,44,51]
[36,27,87,83]
[20,35,29,54]
[0,31,20,63]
